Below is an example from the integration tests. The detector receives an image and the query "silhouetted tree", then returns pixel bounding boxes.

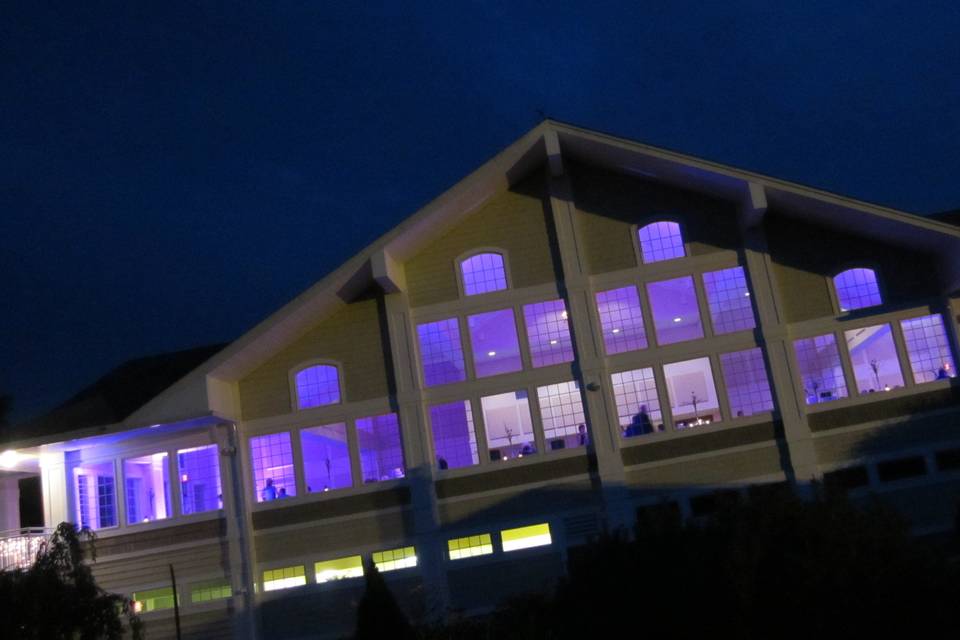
[355,557,415,640]
[0,522,142,639]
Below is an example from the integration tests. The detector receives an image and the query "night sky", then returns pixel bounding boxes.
[3,3,959,424]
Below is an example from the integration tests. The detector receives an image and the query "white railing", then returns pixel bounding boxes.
[0,528,52,571]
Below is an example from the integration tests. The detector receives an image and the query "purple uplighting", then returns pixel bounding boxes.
[429,400,479,469]
[460,252,508,295]
[834,268,882,312]
[468,308,522,378]
[301,423,353,492]
[702,266,756,334]
[294,364,341,409]
[844,324,904,393]
[647,276,704,345]
[523,299,574,367]
[251,432,296,502]
[794,334,848,404]
[417,318,467,386]
[536,380,587,450]
[178,445,222,514]
[719,348,774,417]
[900,314,957,383]
[356,413,406,483]
[69,454,117,530]
[638,221,685,263]
[595,286,648,355]
[611,367,663,436]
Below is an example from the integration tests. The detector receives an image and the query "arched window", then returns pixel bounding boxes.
[460,252,508,296]
[638,221,685,264]
[833,268,882,312]
[294,364,341,409]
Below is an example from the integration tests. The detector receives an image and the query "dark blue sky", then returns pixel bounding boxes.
[3,2,959,424]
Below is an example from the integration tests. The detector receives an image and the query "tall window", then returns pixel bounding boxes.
[294,364,341,409]
[834,268,882,312]
[124,453,171,524]
[430,400,479,470]
[468,309,522,378]
[69,456,116,530]
[460,252,508,296]
[523,299,574,367]
[611,367,663,437]
[250,432,296,502]
[844,324,904,393]
[647,276,704,345]
[720,348,775,417]
[536,381,588,450]
[481,390,535,460]
[702,266,756,334]
[356,413,406,483]
[301,423,353,492]
[638,221,685,263]
[900,314,957,383]
[663,357,721,428]
[417,318,467,386]
[178,445,222,515]
[595,286,648,354]
[794,334,848,404]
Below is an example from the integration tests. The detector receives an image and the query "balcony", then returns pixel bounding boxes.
[0,528,52,571]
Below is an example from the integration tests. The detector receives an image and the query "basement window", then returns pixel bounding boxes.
[263,566,306,592]
[373,546,418,572]
[132,587,175,613]
[190,580,232,604]
[501,523,552,552]
[448,534,494,560]
[314,556,364,583]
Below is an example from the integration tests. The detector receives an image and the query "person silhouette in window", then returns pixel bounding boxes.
[261,478,277,502]
[627,405,654,436]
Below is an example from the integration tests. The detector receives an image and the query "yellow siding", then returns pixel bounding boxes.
[92,540,230,594]
[624,445,784,486]
[239,298,389,420]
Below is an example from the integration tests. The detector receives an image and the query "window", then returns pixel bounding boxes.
[663,357,721,428]
[123,452,171,524]
[69,456,116,530]
[638,221,685,263]
[314,556,364,583]
[720,348,775,417]
[460,252,508,295]
[373,546,417,572]
[702,266,756,334]
[794,334,848,404]
[132,587,175,613]
[178,445,222,515]
[417,318,466,386]
[356,413,406,483]
[190,580,232,604]
[834,268,882,312]
[294,364,341,410]
[468,308,522,377]
[301,423,353,493]
[536,381,588,450]
[843,324,904,394]
[501,523,552,552]
[611,367,663,437]
[263,566,306,592]
[448,534,494,560]
[250,432,296,502]
[647,276,704,345]
[429,400,479,470]
[595,286,648,354]
[523,299,574,367]
[900,314,956,383]
[481,390,536,460]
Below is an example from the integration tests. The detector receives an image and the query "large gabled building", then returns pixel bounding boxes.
[2,120,959,639]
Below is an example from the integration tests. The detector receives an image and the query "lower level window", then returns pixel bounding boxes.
[132,587,175,613]
[314,555,364,583]
[190,579,232,604]
[263,566,306,592]
[448,534,494,560]
[501,523,552,552]
[373,546,417,572]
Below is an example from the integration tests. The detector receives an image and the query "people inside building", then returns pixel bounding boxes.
[262,478,277,502]
[625,406,654,437]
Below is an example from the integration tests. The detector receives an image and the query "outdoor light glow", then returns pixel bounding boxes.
[0,450,19,469]
[744,292,751,297]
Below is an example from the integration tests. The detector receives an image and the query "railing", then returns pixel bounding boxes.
[0,527,52,571]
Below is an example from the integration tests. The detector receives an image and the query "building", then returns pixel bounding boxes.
[2,120,959,639]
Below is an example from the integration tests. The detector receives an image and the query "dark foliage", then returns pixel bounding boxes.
[354,557,415,640]
[0,522,142,639]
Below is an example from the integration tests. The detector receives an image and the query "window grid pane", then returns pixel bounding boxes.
[794,334,848,404]
[595,286,648,354]
[373,546,418,572]
[178,445,222,515]
[417,318,466,386]
[468,308,523,378]
[461,253,508,295]
[250,432,296,502]
[263,566,306,591]
[132,587,175,613]
[702,266,756,334]
[834,268,882,312]
[844,324,905,394]
[190,580,232,604]
[536,381,587,450]
[448,534,494,560]
[356,413,406,483]
[647,276,704,345]
[720,348,775,417]
[301,423,353,493]
[638,221,685,263]
[523,299,574,367]
[900,314,957,384]
[429,400,479,470]
[501,523,552,552]
[611,367,663,437]
[295,365,341,409]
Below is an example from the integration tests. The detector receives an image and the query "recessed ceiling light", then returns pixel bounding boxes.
[549,340,558,345]
[487,351,496,357]
[611,328,621,334]
[673,317,682,323]
[744,292,751,297]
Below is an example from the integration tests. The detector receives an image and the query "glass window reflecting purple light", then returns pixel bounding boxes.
[461,253,508,296]
[356,413,406,483]
[720,348,775,417]
[523,299,574,367]
[611,367,663,437]
[481,390,536,460]
[702,266,756,334]
[250,432,296,502]
[595,286,648,355]
[663,358,721,429]
[178,445,222,515]
[834,268,882,312]
[294,365,341,409]
[647,276,704,345]
[638,221,685,264]
[536,381,587,451]
[124,453,171,524]
[844,324,904,394]
[429,400,479,470]
[900,314,957,383]
[468,309,522,378]
[68,454,116,530]
[417,318,466,386]
[794,334,848,404]
[301,423,352,493]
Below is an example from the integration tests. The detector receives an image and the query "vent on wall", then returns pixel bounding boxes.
[563,513,600,541]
